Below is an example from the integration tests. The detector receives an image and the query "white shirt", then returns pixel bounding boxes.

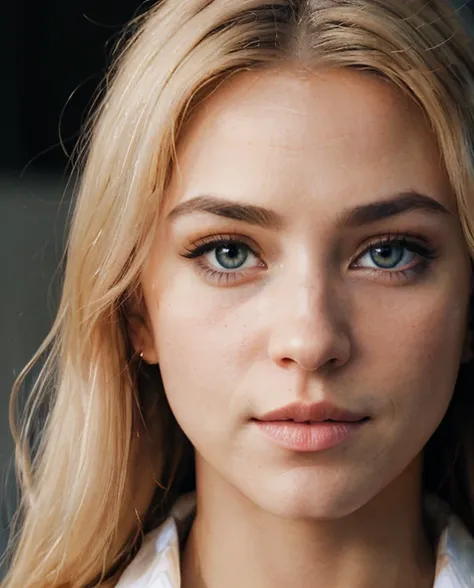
[116,494,474,587]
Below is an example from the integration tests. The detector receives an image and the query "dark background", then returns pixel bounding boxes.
[2,0,474,174]
[0,0,473,574]
[1,1,143,173]
[0,0,142,570]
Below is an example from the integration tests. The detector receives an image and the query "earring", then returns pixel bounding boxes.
[139,351,144,359]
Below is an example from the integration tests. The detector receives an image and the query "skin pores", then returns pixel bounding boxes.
[137,68,472,522]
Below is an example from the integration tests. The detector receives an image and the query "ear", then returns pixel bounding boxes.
[127,314,159,364]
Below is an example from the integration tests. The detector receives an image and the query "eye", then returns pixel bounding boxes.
[207,241,255,271]
[359,241,415,269]
[181,234,265,285]
[352,235,438,281]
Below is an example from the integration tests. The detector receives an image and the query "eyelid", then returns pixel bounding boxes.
[181,232,263,259]
[181,234,266,287]
[350,232,438,265]
[348,233,439,286]
[181,230,438,288]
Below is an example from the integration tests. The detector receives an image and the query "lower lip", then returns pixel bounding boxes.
[253,419,368,452]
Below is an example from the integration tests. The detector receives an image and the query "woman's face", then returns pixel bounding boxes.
[137,68,472,518]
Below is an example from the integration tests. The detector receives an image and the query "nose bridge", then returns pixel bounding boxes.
[288,268,340,336]
[267,262,350,371]
[296,270,328,320]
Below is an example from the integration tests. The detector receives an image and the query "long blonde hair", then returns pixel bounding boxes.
[4,1,474,586]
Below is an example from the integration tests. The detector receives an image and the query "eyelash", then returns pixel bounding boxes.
[181,232,439,286]
[182,233,263,286]
[351,233,438,282]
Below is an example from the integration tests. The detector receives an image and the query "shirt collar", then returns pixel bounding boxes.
[425,494,474,587]
[116,493,474,588]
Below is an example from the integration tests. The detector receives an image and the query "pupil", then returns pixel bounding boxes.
[377,245,392,258]
[224,244,239,258]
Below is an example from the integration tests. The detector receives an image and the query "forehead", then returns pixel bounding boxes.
[167,67,453,214]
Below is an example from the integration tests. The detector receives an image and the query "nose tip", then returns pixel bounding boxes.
[268,321,351,373]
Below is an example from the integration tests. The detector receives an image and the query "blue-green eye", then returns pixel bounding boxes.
[213,242,250,270]
[182,235,262,274]
[354,237,437,273]
[367,243,411,269]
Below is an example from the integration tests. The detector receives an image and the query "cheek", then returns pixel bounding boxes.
[148,279,254,438]
[361,288,468,433]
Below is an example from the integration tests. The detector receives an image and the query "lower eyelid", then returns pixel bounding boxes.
[355,257,433,283]
[194,259,263,287]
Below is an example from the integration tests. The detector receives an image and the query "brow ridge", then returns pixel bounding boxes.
[167,191,451,229]
[341,190,451,228]
[167,195,284,229]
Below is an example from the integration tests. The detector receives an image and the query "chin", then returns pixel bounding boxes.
[238,467,380,521]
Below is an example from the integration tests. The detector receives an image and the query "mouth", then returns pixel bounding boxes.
[252,401,370,452]
[252,418,370,452]
[260,417,370,424]
[256,400,369,424]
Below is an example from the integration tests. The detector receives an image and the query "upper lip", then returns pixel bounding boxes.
[256,401,368,423]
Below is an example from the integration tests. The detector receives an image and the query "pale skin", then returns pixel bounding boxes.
[130,67,473,587]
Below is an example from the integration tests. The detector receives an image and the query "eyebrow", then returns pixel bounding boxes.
[166,191,451,229]
[167,195,284,229]
[341,190,451,227]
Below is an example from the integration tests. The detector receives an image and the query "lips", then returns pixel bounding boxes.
[253,401,369,452]
[255,401,368,424]
[266,418,368,424]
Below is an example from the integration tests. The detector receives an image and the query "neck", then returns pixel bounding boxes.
[181,456,435,588]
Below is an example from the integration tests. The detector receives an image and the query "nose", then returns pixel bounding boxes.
[267,277,352,373]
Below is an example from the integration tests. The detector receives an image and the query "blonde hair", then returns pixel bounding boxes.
[4,1,474,586]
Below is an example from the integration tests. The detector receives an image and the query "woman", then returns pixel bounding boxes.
[3,0,474,586]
